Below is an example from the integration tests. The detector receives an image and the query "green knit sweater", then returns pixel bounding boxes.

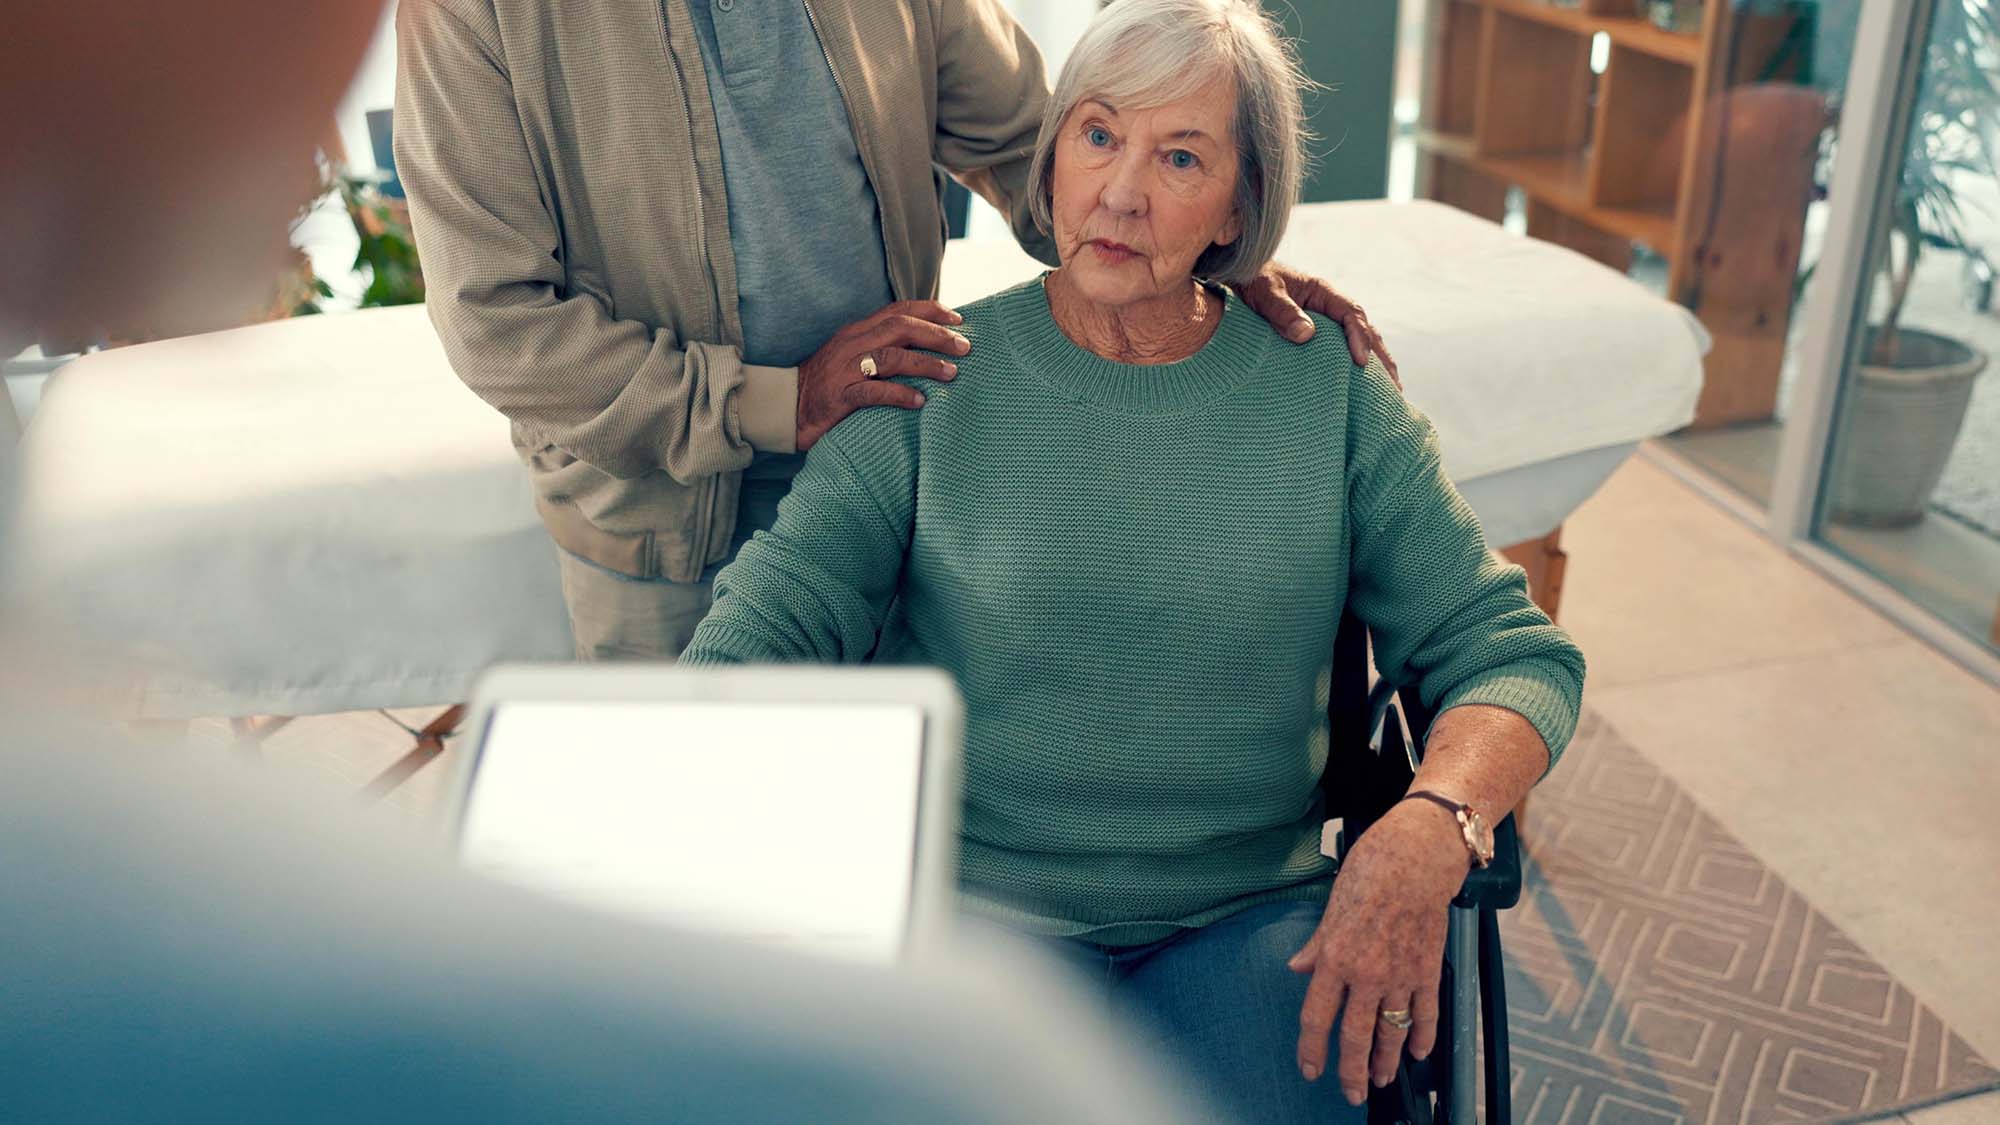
[682,278,1584,946]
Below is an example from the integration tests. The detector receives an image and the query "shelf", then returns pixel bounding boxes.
[1421,0,1821,430]
[1476,0,1704,66]
[1432,0,1484,135]
[1482,151,1592,204]
[1590,44,1694,234]
[1416,133,1593,206]
[1591,204,1677,253]
[1417,132,1679,255]
[1417,129,1476,161]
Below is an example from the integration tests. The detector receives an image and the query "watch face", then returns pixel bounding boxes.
[1467,811,1496,862]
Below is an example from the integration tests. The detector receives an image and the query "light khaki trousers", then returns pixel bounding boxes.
[556,471,793,661]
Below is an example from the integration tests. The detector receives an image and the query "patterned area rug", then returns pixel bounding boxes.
[1499,713,1996,1123]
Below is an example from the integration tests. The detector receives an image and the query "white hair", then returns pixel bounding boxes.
[1026,0,1310,283]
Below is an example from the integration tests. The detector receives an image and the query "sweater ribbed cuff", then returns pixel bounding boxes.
[1436,659,1581,773]
[677,630,759,666]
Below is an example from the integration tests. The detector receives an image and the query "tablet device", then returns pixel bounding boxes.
[441,665,964,965]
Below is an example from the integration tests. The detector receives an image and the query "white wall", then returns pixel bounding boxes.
[963,1,1093,241]
[336,4,401,173]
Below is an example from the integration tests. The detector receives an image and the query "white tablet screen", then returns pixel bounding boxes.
[459,700,926,964]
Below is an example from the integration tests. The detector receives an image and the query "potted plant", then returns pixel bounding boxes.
[277,169,426,318]
[1813,0,1998,526]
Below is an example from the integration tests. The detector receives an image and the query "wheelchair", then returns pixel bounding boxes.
[1324,610,1522,1125]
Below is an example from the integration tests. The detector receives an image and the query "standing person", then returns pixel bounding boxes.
[394,0,1401,661]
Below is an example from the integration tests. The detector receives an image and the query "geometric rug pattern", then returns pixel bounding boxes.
[1500,713,1996,1123]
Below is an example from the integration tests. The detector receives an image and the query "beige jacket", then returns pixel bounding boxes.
[395,0,1055,581]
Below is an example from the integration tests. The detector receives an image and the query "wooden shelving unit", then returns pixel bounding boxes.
[1483,0,1703,65]
[1415,0,1825,428]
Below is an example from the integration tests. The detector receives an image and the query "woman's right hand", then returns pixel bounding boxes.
[1288,799,1466,1104]
[795,300,972,451]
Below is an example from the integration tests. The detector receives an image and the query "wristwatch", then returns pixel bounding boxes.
[1404,790,1495,869]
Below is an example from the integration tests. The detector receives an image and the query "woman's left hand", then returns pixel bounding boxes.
[1286,798,1469,1105]
[1231,262,1401,387]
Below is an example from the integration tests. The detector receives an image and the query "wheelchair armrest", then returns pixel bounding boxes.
[1451,813,1521,911]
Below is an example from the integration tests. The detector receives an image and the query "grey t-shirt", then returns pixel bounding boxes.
[683,0,898,479]
[688,0,900,476]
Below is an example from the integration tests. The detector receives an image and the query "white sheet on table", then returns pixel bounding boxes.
[5,306,573,718]
[940,199,1706,482]
[1456,443,1635,548]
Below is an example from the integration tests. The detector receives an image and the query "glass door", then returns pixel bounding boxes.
[1809,0,2000,657]
[1655,1,1867,509]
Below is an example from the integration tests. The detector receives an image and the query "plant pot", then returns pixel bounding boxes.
[1828,327,1987,528]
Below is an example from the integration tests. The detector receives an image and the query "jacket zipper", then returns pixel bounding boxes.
[657,0,724,336]
[799,0,902,300]
[658,0,725,581]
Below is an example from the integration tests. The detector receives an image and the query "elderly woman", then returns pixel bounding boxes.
[681,0,1583,1120]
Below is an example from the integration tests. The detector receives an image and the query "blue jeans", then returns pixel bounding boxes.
[1030,899,1368,1125]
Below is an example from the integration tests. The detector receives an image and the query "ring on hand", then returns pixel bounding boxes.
[1377,1008,1414,1031]
[858,355,879,377]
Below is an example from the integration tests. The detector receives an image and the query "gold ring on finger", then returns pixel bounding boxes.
[859,356,878,377]
[1377,1008,1413,1031]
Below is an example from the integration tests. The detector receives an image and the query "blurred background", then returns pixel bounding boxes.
[13,0,1990,669]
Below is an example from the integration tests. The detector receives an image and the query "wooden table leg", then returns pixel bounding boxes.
[228,715,295,755]
[360,704,467,802]
[1500,527,1568,623]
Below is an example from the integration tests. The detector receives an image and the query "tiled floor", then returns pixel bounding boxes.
[1888,1088,2000,1123]
[1563,451,2000,1078]
[1507,714,1992,1121]
[1664,420,2000,652]
[229,447,2000,1120]
[186,707,460,825]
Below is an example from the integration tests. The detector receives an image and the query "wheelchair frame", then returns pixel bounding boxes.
[1324,610,1523,1125]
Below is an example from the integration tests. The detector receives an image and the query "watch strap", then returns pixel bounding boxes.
[1405,789,1467,818]
[1404,789,1491,868]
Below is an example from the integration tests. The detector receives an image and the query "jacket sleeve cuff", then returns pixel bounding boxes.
[1436,660,1581,775]
[736,364,799,455]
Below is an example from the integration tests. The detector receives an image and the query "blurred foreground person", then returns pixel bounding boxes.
[1,730,1200,1122]
[0,5,1203,1121]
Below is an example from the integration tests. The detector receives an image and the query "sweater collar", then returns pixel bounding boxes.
[997,274,1274,414]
